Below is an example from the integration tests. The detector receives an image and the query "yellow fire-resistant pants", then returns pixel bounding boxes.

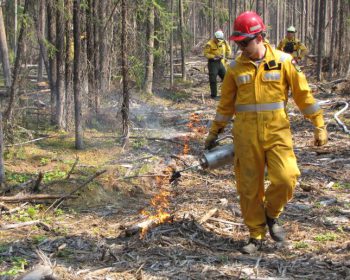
[233,109,300,240]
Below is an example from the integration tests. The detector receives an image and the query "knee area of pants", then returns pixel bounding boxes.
[271,173,297,190]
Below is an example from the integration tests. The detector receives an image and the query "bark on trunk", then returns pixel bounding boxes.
[55,0,66,129]
[73,0,84,149]
[121,0,129,146]
[0,5,12,87]
[179,0,186,81]
[4,0,30,122]
[0,113,5,187]
[142,1,155,95]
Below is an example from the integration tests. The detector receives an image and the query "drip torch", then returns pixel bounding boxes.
[170,135,235,183]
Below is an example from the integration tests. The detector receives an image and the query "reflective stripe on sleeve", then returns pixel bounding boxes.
[301,103,321,115]
[236,74,252,86]
[235,101,284,112]
[230,61,236,68]
[214,113,232,122]
[279,53,290,62]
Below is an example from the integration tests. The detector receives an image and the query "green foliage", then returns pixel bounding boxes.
[0,257,28,276]
[40,157,51,166]
[6,171,32,184]
[43,169,67,183]
[131,137,147,149]
[332,182,350,190]
[4,146,27,160]
[128,56,145,89]
[314,232,338,242]
[33,235,47,244]
[294,241,309,249]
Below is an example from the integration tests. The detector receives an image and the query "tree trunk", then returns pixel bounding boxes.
[55,0,66,129]
[65,0,74,130]
[276,0,280,45]
[86,0,94,110]
[178,0,186,81]
[328,0,338,79]
[316,0,326,81]
[98,0,107,112]
[73,0,83,149]
[142,1,155,95]
[313,0,319,54]
[256,0,263,15]
[37,0,45,82]
[47,0,57,125]
[93,0,100,114]
[4,0,30,123]
[0,5,12,87]
[0,112,5,187]
[121,0,129,146]
[170,0,174,87]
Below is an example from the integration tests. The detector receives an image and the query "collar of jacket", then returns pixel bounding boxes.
[209,39,225,48]
[236,43,276,64]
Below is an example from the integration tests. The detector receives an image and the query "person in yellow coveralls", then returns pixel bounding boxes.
[277,26,308,63]
[205,12,328,254]
[204,30,232,99]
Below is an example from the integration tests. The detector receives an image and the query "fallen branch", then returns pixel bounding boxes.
[0,220,51,231]
[0,202,10,211]
[119,174,168,180]
[334,101,350,134]
[124,215,174,237]
[0,194,78,203]
[5,134,59,147]
[199,208,218,224]
[47,169,107,211]
[66,157,79,179]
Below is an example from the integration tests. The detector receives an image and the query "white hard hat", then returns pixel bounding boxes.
[214,30,224,40]
[287,26,296,33]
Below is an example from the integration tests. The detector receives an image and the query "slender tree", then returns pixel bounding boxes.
[0,112,5,187]
[178,0,186,81]
[170,0,174,87]
[4,0,31,123]
[316,0,326,81]
[47,0,57,124]
[55,0,66,129]
[0,3,11,87]
[121,0,129,146]
[143,0,155,95]
[73,0,83,149]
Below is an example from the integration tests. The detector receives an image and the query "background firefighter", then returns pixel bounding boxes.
[205,11,328,254]
[203,30,232,99]
[277,26,308,63]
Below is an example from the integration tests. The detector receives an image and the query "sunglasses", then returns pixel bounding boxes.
[235,36,257,48]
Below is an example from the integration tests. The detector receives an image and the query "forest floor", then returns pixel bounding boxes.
[0,56,350,280]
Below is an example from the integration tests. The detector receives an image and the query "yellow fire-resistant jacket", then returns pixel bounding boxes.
[204,39,232,67]
[277,37,308,60]
[210,43,324,134]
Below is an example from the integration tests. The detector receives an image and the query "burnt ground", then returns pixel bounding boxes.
[0,57,349,279]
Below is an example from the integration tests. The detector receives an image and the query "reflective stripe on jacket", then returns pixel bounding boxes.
[210,43,324,134]
[277,38,308,59]
[204,39,232,66]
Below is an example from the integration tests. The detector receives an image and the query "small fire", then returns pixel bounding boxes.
[139,171,172,238]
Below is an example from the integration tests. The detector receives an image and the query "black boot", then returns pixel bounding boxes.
[241,238,263,254]
[266,215,286,242]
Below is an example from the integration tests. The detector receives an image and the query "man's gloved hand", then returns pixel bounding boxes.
[205,133,218,150]
[314,126,328,146]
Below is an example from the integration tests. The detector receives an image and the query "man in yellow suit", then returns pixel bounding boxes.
[204,30,232,99]
[277,26,308,63]
[205,12,327,254]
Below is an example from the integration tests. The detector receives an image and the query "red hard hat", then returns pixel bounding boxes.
[229,11,265,41]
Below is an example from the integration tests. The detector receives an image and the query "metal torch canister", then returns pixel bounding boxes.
[199,135,235,169]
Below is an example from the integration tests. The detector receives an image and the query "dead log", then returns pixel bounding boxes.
[0,220,51,231]
[0,202,10,211]
[16,264,56,280]
[124,215,173,237]
[0,194,78,202]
